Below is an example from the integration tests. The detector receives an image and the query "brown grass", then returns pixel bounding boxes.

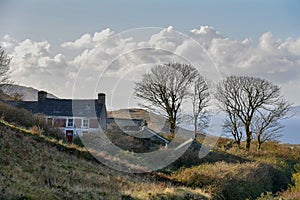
[1,103,300,199]
[0,115,209,199]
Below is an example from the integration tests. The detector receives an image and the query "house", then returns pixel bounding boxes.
[4,91,107,141]
[107,117,169,148]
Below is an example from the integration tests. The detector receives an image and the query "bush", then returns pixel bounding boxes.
[290,164,300,191]
[0,102,65,141]
[171,161,289,200]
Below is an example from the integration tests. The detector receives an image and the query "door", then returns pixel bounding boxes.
[66,130,74,143]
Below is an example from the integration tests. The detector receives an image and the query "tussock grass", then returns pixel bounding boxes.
[171,161,288,200]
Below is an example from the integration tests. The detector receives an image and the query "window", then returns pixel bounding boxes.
[83,119,89,128]
[74,118,82,128]
[89,118,99,128]
[47,118,53,126]
[54,118,66,127]
[67,118,73,127]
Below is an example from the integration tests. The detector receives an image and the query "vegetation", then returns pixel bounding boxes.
[190,75,210,136]
[134,62,209,137]
[135,63,291,151]
[0,46,11,84]
[215,75,291,150]
[0,103,210,199]
[0,102,299,199]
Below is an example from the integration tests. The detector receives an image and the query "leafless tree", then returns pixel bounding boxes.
[190,75,210,136]
[215,75,290,150]
[134,63,198,137]
[0,46,11,84]
[252,100,291,150]
[223,111,244,147]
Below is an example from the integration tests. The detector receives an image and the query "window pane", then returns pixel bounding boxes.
[54,118,66,127]
[89,119,99,128]
[83,119,88,128]
[68,118,73,127]
[47,118,53,126]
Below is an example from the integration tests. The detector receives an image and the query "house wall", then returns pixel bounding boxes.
[46,115,106,137]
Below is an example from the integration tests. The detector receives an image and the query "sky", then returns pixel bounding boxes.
[1,0,300,106]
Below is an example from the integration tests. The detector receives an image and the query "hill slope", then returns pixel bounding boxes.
[0,120,209,199]
[1,103,300,199]
[0,84,57,101]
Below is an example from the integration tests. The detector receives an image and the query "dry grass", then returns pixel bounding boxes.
[1,103,300,199]
[170,161,288,200]
[0,119,209,199]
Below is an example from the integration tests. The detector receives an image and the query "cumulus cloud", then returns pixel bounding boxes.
[3,38,77,98]
[1,26,300,104]
[61,28,115,50]
[0,35,17,49]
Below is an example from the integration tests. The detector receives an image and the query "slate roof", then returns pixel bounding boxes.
[3,98,104,118]
[107,117,169,144]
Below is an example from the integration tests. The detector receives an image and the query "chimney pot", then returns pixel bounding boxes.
[38,91,47,102]
[98,93,105,105]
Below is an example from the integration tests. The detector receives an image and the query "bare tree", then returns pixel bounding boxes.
[215,75,290,150]
[190,75,210,136]
[134,63,198,137]
[252,100,291,150]
[223,111,243,147]
[0,46,11,84]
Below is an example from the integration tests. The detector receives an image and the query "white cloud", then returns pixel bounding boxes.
[61,28,115,50]
[1,35,17,49]
[1,26,300,105]
[61,33,93,49]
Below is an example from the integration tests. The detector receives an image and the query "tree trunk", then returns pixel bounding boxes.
[194,116,198,137]
[245,124,252,150]
[257,142,262,151]
[169,118,176,138]
[257,134,262,151]
[236,140,241,148]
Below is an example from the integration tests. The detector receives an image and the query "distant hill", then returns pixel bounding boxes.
[0,84,57,101]
[291,105,300,117]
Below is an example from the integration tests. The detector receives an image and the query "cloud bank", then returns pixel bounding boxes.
[1,26,300,105]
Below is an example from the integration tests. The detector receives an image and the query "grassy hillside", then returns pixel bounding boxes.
[168,138,300,199]
[1,103,300,199]
[0,104,210,199]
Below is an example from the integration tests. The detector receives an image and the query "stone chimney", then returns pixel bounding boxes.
[38,91,47,102]
[98,93,105,105]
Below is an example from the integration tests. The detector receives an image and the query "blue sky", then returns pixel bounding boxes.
[1,0,300,43]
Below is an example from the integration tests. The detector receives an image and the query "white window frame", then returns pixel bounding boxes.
[82,118,89,129]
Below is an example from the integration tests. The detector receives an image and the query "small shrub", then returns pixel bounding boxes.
[0,102,65,141]
[171,161,289,200]
[290,164,300,192]
[30,125,43,135]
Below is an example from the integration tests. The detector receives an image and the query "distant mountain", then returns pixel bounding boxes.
[0,84,57,101]
[291,105,300,118]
